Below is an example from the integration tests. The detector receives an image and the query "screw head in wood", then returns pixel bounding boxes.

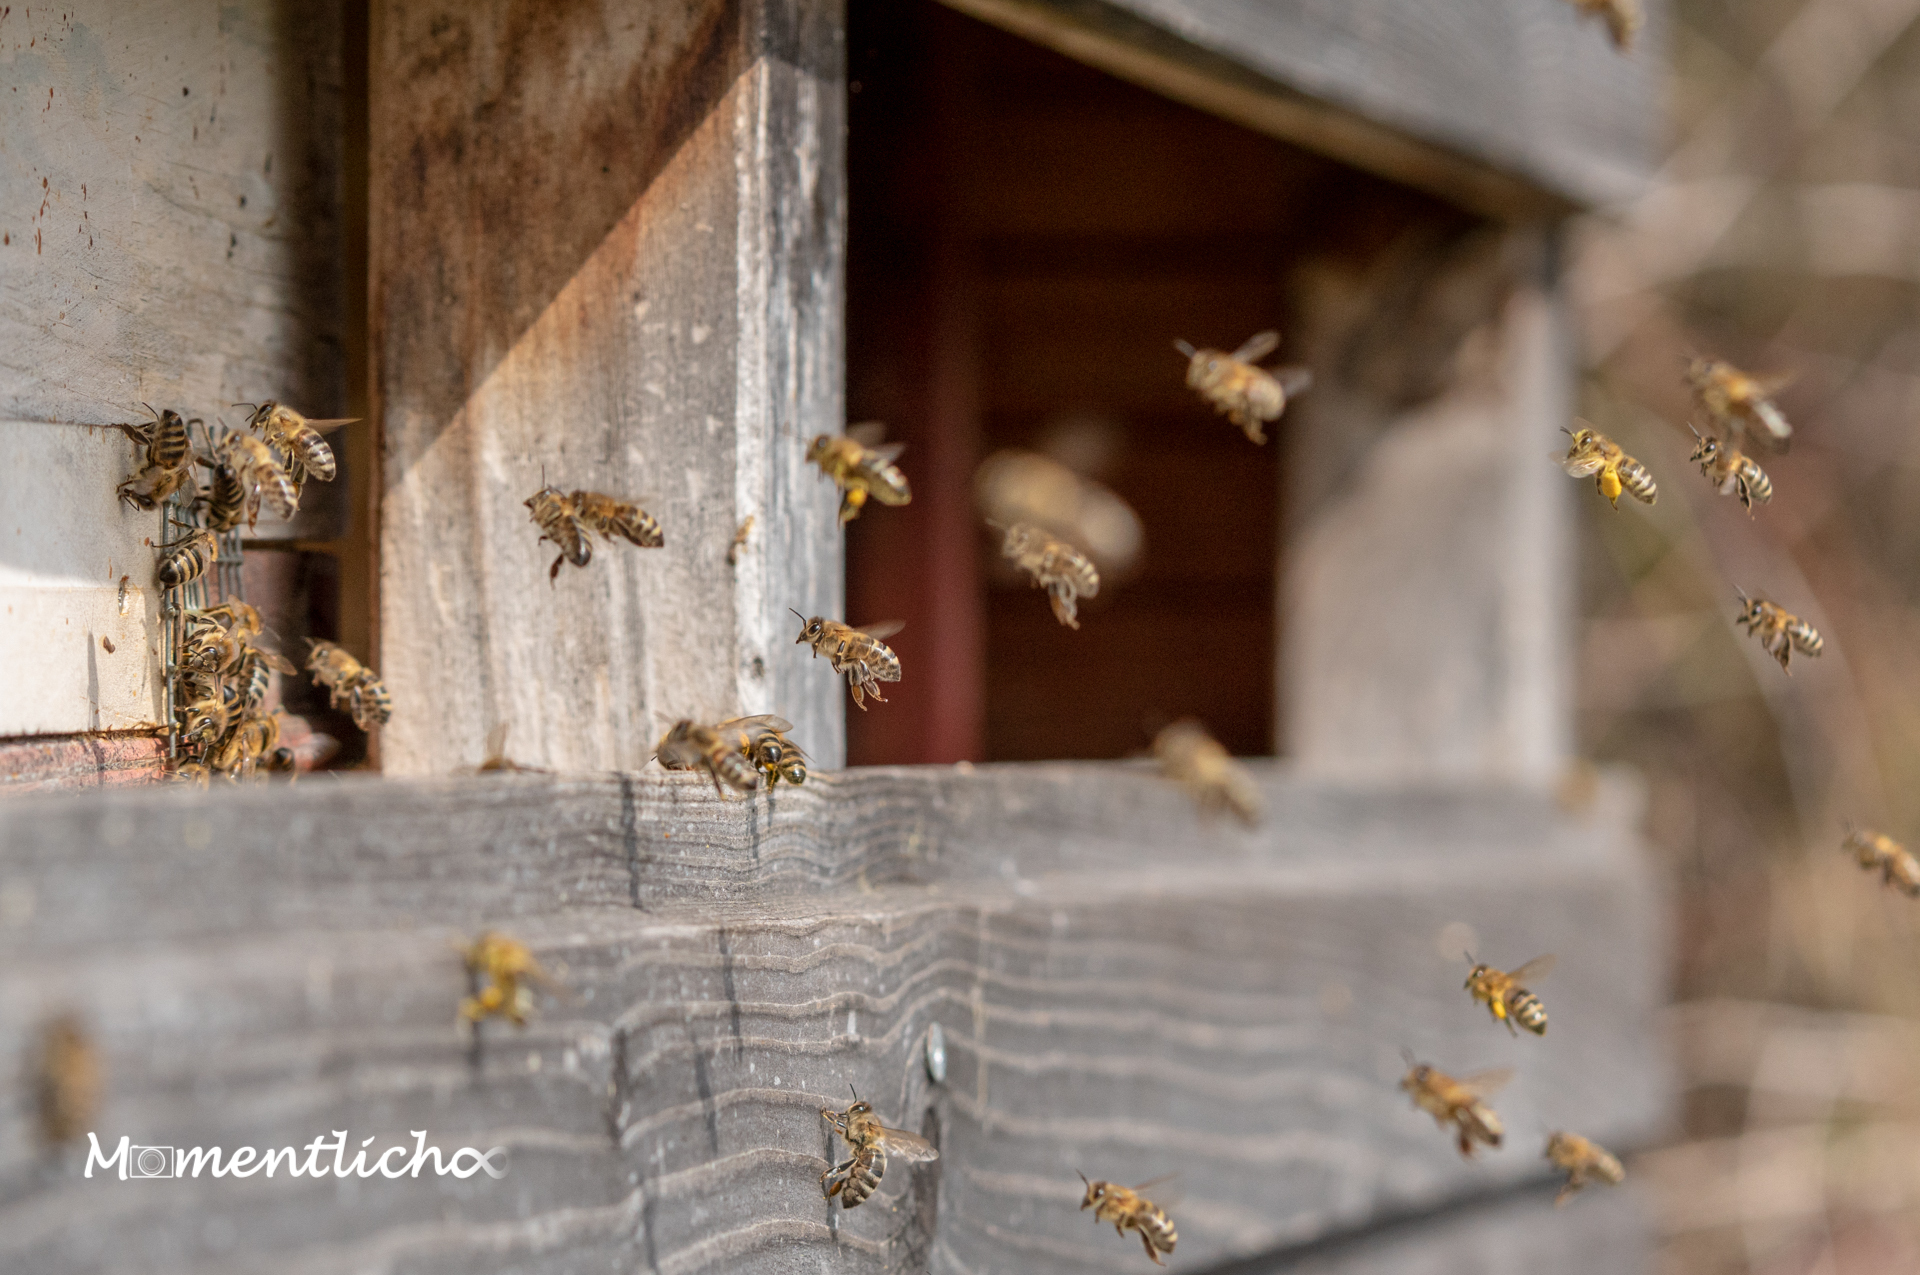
[924,1023,946,1084]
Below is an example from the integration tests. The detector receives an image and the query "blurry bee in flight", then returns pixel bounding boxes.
[1687,424,1772,513]
[1734,590,1822,673]
[35,1013,101,1148]
[820,1088,940,1209]
[525,485,591,582]
[655,718,763,795]
[239,400,354,495]
[1153,719,1261,826]
[807,423,912,524]
[993,521,1100,629]
[459,932,561,1028]
[1078,1172,1179,1266]
[792,611,903,710]
[1545,1131,1625,1205]
[728,514,754,567]
[1843,827,1920,897]
[1566,0,1642,49]
[1558,422,1657,509]
[1174,330,1312,445]
[572,490,665,549]
[113,405,199,511]
[1687,356,1794,449]
[213,429,299,527]
[716,714,808,787]
[155,526,218,590]
[304,639,391,731]
[1401,1054,1511,1158]
[1464,953,1556,1036]
[477,722,551,774]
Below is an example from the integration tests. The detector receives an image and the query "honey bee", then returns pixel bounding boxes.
[1545,1131,1625,1205]
[1842,827,1920,897]
[1400,1055,1511,1157]
[1174,330,1312,444]
[1464,953,1555,1036]
[807,424,912,524]
[35,1013,101,1148]
[195,452,249,533]
[820,1089,939,1208]
[1078,1172,1179,1266]
[1687,357,1794,449]
[1687,424,1772,512]
[716,714,807,786]
[993,521,1100,629]
[1152,719,1262,826]
[114,405,200,511]
[525,485,591,581]
[214,430,299,526]
[169,759,211,787]
[156,526,218,589]
[728,514,754,567]
[240,400,354,493]
[458,932,561,1028]
[1558,422,1657,508]
[654,718,763,795]
[792,612,904,709]
[208,710,281,780]
[571,490,665,549]
[1567,0,1642,49]
[1734,590,1822,672]
[304,639,392,731]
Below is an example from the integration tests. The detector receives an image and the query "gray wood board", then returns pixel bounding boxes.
[0,764,1670,1272]
[370,0,847,776]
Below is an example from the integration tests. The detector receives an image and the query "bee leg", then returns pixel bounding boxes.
[1142,1233,1165,1265]
[548,553,565,585]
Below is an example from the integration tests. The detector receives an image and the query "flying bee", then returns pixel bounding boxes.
[155,526,218,590]
[1175,330,1312,445]
[1567,0,1642,49]
[1153,719,1262,826]
[35,1013,101,1148]
[654,718,763,795]
[1734,590,1822,673]
[305,640,391,731]
[214,430,299,526]
[792,611,904,709]
[1401,1055,1511,1158]
[113,405,199,511]
[993,521,1100,629]
[1558,422,1657,508]
[524,485,592,582]
[1686,356,1794,449]
[1545,1131,1625,1205]
[807,424,912,524]
[458,932,561,1028]
[571,489,664,549]
[715,715,807,787]
[1464,953,1556,1036]
[1078,1172,1179,1266]
[1842,827,1920,897]
[728,515,754,566]
[820,1089,940,1209]
[239,400,354,493]
[1687,424,1772,512]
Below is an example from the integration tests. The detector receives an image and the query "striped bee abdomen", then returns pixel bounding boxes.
[829,1146,886,1207]
[1616,457,1657,505]
[1139,1208,1177,1260]
[1508,989,1548,1035]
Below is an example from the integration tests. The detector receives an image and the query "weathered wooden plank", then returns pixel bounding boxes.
[370,0,846,776]
[0,765,1669,1272]
[938,0,1663,216]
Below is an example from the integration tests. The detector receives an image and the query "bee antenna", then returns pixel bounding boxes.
[1464,950,1476,964]
[789,607,807,623]
[1173,339,1196,358]
[1400,1046,1418,1068]
[849,1083,860,1103]
[1077,1170,1090,1186]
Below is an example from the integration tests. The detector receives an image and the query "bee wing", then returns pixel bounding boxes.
[485,722,510,759]
[1459,1067,1515,1098]
[856,621,905,641]
[863,442,908,465]
[1508,954,1557,984]
[713,714,795,736]
[1753,372,1796,397]
[878,1127,940,1162]
[1275,366,1314,397]
[847,420,890,447]
[300,418,361,434]
[256,649,298,674]
[1129,1172,1181,1193]
[1230,330,1280,363]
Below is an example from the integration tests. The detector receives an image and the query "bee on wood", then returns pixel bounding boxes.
[156,526,218,590]
[572,490,665,549]
[194,451,249,533]
[1734,590,1822,673]
[1153,719,1261,826]
[654,718,764,795]
[1566,0,1642,49]
[113,405,199,511]
[1843,827,1920,897]
[807,424,912,524]
[792,612,904,710]
[820,1089,939,1209]
[1464,953,1556,1036]
[717,714,808,787]
[458,932,559,1028]
[728,515,754,567]
[993,521,1100,629]
[1545,1131,1625,1205]
[35,1013,101,1148]
[239,400,354,494]
[1078,1172,1179,1266]
[477,722,551,774]
[1687,424,1772,512]
[1687,357,1794,449]
[305,639,391,731]
[1558,422,1657,508]
[176,679,230,752]
[213,430,300,527]
[1174,330,1312,445]
[1400,1055,1511,1158]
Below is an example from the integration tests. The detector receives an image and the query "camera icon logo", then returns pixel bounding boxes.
[128,1145,175,1179]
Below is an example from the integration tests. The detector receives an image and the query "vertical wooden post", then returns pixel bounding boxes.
[370,1,845,775]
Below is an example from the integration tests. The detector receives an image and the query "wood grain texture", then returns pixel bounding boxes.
[0,764,1669,1272]
[371,0,847,777]
[939,0,1663,216]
